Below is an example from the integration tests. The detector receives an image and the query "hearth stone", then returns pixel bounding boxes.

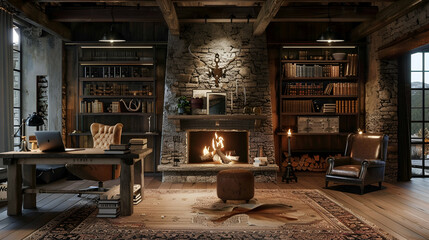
[158,164,279,183]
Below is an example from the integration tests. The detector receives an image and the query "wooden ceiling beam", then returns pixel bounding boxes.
[253,0,285,36]
[47,7,164,22]
[47,5,377,23]
[156,0,180,35]
[351,0,425,40]
[6,0,71,40]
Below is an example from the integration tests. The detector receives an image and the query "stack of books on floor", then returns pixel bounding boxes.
[323,103,336,113]
[129,138,147,153]
[104,144,130,154]
[133,184,142,205]
[97,196,120,218]
[97,184,142,218]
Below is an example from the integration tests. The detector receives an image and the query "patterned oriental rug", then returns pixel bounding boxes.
[24,189,394,240]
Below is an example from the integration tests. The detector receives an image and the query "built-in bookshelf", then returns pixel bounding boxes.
[278,44,364,170]
[70,45,160,172]
[74,46,156,137]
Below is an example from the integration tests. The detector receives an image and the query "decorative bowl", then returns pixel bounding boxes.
[332,53,346,60]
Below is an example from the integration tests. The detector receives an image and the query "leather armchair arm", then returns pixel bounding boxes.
[363,159,385,168]
[326,156,351,174]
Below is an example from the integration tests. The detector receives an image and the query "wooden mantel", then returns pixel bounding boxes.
[168,114,266,131]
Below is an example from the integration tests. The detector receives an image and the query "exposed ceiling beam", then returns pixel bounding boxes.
[253,0,285,36]
[47,5,377,23]
[350,0,425,40]
[156,0,180,35]
[273,5,377,22]
[6,0,71,40]
[47,7,164,22]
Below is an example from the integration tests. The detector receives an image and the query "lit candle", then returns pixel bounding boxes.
[358,128,363,134]
[287,129,292,157]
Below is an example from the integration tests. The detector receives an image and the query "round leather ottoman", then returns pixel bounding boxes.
[216,169,254,203]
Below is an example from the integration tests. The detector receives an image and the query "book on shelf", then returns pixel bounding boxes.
[109,144,130,151]
[345,54,358,77]
[104,149,131,154]
[283,63,343,78]
[284,82,323,95]
[335,100,357,113]
[282,100,313,113]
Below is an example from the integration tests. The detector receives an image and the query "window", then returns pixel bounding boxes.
[13,25,21,151]
[410,52,429,177]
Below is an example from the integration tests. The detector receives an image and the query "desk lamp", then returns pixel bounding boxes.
[13,112,44,151]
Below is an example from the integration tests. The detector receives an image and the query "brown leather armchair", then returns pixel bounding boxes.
[66,123,123,191]
[325,133,388,194]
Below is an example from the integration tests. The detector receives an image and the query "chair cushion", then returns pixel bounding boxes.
[331,165,361,178]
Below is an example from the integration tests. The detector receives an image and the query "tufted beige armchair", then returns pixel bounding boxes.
[66,123,123,190]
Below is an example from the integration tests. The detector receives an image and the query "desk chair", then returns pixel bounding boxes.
[66,123,123,192]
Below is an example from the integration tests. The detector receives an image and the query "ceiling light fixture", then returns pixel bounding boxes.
[317,5,344,43]
[99,7,125,43]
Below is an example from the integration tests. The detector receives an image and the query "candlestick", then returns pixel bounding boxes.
[287,129,292,157]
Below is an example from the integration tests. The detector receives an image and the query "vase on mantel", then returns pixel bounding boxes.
[178,107,184,115]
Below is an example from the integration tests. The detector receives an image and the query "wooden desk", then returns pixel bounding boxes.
[0,148,152,216]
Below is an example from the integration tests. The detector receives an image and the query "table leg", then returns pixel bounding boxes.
[23,164,37,209]
[120,159,134,216]
[7,159,22,216]
[134,158,144,199]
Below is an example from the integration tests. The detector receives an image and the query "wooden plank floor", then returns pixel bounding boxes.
[1,172,429,239]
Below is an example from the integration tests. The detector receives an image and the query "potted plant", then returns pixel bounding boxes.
[178,96,190,115]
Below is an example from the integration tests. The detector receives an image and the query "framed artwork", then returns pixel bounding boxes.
[207,93,226,115]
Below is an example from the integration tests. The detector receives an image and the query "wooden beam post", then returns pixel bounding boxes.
[253,0,285,36]
[156,0,180,35]
[350,0,425,41]
[6,0,71,40]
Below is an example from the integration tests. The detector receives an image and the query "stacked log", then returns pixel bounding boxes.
[283,153,342,172]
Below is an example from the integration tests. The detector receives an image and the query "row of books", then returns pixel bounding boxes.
[324,83,358,96]
[80,100,104,113]
[282,100,313,113]
[336,100,358,113]
[344,54,359,77]
[283,63,343,78]
[284,83,324,95]
[79,100,155,113]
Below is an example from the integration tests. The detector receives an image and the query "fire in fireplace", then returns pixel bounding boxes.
[188,131,249,164]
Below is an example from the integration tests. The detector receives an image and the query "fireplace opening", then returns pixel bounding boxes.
[188,131,249,164]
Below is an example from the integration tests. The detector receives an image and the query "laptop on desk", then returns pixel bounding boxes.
[35,131,83,152]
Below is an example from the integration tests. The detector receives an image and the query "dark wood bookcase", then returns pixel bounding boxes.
[278,44,365,170]
[70,45,160,172]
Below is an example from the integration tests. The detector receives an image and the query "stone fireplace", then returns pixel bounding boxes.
[158,23,278,182]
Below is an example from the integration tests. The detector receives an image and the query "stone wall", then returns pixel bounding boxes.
[22,27,62,137]
[160,23,274,166]
[366,3,429,181]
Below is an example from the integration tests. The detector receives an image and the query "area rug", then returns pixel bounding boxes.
[24,189,394,240]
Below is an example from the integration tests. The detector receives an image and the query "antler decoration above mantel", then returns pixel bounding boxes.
[189,45,241,87]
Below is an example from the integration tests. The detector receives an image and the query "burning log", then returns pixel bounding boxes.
[216,149,232,164]
[200,154,213,162]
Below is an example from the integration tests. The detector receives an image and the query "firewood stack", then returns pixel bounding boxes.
[283,153,342,172]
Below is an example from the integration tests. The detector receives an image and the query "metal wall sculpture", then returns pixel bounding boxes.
[189,45,240,87]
